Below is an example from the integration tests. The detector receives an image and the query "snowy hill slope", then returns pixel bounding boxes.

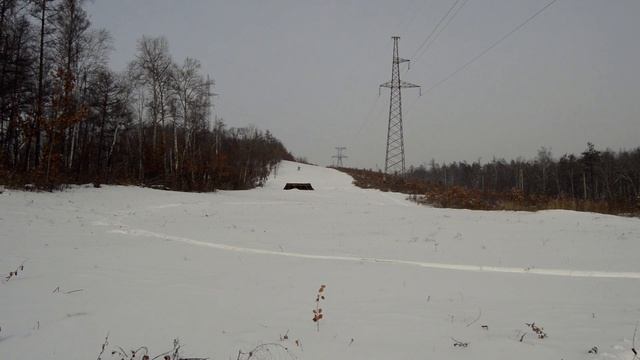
[1,160,639,360]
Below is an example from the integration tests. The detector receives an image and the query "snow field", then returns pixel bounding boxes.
[1,161,640,359]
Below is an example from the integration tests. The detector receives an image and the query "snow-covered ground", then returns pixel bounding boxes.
[1,160,639,360]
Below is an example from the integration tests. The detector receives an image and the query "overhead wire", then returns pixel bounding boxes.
[362,0,453,151]
[421,0,560,97]
[365,0,561,168]
[401,0,469,111]
[414,0,470,63]
[358,0,449,142]
[355,0,559,151]
[411,0,462,60]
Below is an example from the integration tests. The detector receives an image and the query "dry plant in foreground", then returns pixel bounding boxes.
[3,261,25,282]
[312,285,326,332]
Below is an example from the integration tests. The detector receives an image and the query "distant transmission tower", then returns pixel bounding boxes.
[380,36,421,175]
[332,147,347,167]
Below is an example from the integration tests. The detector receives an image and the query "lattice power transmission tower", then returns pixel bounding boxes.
[380,36,421,175]
[332,147,347,167]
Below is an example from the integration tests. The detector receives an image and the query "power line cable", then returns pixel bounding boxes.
[422,0,560,97]
[411,0,462,59]
[414,0,470,63]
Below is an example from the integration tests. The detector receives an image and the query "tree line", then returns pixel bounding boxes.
[406,144,640,210]
[0,0,292,191]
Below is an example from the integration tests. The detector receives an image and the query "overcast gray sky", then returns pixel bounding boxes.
[87,0,640,169]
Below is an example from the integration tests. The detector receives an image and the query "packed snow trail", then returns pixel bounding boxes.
[110,227,640,279]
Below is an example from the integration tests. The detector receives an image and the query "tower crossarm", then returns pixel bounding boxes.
[379,81,421,96]
[379,80,421,89]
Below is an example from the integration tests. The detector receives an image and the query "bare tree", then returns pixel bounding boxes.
[131,36,173,159]
[170,57,212,172]
[30,0,55,168]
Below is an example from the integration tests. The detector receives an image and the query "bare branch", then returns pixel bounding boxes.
[96,332,109,360]
[465,308,482,327]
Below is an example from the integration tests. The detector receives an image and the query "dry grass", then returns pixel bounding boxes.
[335,167,639,216]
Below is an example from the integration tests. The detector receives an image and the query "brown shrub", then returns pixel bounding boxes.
[335,167,639,216]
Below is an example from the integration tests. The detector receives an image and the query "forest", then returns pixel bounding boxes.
[408,144,640,205]
[0,0,292,192]
[339,144,640,214]
[407,144,640,213]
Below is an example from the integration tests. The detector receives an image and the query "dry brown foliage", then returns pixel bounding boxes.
[335,167,639,216]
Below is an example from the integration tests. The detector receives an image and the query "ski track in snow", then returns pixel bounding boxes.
[110,227,640,280]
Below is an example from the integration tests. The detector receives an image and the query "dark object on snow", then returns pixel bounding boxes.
[284,183,314,190]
